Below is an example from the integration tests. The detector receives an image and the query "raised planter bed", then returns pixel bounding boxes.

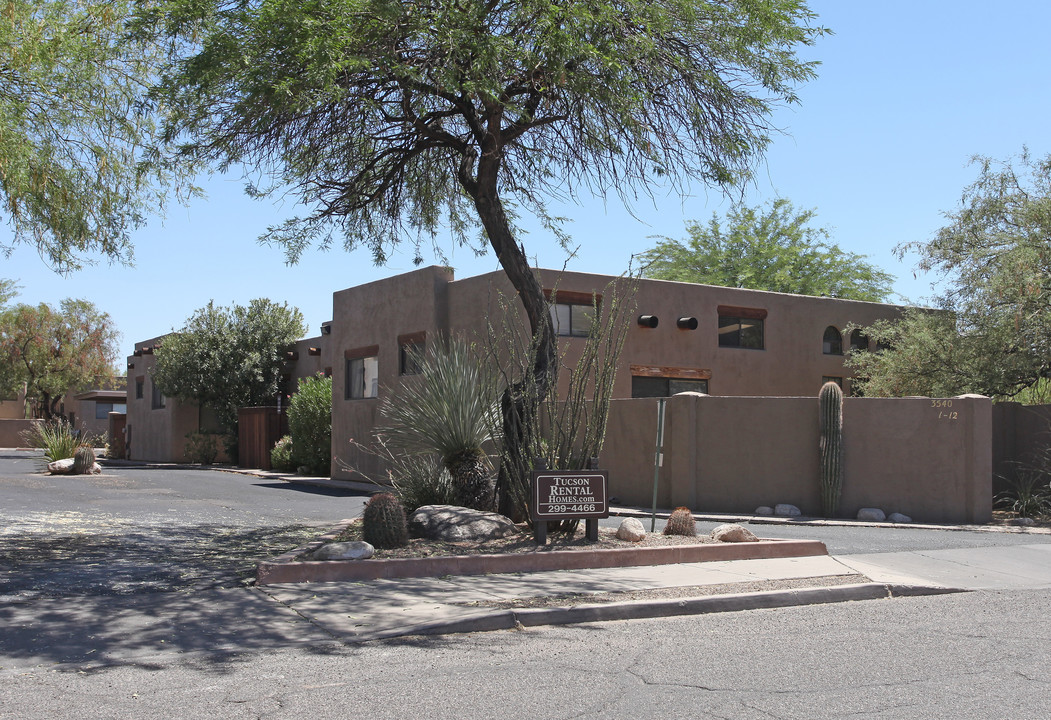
[256,520,828,585]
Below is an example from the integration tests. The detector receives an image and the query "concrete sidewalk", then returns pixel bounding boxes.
[255,542,1051,643]
[255,554,930,643]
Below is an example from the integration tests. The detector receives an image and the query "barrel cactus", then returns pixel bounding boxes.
[362,492,409,549]
[71,446,96,475]
[819,381,844,517]
[662,506,697,537]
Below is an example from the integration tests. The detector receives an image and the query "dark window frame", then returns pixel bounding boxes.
[823,326,843,355]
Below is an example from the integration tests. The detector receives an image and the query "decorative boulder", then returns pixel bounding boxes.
[774,503,802,517]
[888,512,913,524]
[47,457,102,475]
[754,506,774,516]
[710,523,759,543]
[1011,517,1036,527]
[616,517,646,542]
[857,507,887,522]
[409,505,518,542]
[310,541,374,561]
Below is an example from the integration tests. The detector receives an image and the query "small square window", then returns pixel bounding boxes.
[400,342,424,376]
[549,302,596,337]
[718,316,764,349]
[346,356,379,399]
[151,380,165,409]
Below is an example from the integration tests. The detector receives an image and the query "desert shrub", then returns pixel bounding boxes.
[362,492,409,548]
[21,418,90,462]
[388,450,454,512]
[663,507,697,536]
[995,469,1051,519]
[270,435,296,472]
[288,374,332,476]
[377,337,499,511]
[184,430,220,464]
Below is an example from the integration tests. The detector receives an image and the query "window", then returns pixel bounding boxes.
[631,377,709,398]
[549,302,596,337]
[849,329,869,352]
[823,326,843,355]
[545,290,600,337]
[135,377,144,400]
[822,376,844,390]
[398,333,425,376]
[151,379,165,409]
[345,346,379,399]
[95,402,127,419]
[717,306,766,349]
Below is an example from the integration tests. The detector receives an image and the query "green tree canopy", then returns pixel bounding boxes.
[151,299,306,431]
[136,0,825,500]
[0,294,120,418]
[136,0,826,387]
[848,150,1051,399]
[639,199,895,301]
[0,0,184,272]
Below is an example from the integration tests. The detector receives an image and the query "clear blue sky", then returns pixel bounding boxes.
[3,0,1049,361]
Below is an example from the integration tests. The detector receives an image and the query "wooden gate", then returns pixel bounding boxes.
[238,407,288,470]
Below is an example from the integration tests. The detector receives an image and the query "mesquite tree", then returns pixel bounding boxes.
[136,0,826,490]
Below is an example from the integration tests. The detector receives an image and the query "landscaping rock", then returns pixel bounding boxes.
[310,541,374,560]
[888,512,912,524]
[754,506,774,516]
[774,503,801,517]
[47,458,101,475]
[710,523,759,543]
[409,505,519,542]
[1011,517,1037,527]
[616,517,646,542]
[857,507,887,522]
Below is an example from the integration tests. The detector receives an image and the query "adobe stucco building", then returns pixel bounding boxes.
[120,266,992,523]
[329,266,909,479]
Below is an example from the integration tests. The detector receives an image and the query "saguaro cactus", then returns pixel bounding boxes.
[819,381,844,517]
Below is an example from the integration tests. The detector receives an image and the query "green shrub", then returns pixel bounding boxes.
[388,451,454,512]
[995,469,1051,519]
[288,374,332,476]
[271,435,296,472]
[184,430,220,464]
[21,418,90,462]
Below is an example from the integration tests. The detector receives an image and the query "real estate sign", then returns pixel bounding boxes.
[530,470,609,521]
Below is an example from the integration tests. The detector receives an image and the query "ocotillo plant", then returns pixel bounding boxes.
[819,381,844,517]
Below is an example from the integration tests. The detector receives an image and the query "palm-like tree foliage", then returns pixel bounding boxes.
[377,337,500,510]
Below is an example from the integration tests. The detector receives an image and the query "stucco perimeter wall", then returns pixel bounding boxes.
[605,394,992,524]
[0,419,40,447]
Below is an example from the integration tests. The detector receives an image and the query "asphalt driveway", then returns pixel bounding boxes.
[0,451,370,600]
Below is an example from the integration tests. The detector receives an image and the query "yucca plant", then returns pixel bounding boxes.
[377,336,501,511]
[20,418,90,462]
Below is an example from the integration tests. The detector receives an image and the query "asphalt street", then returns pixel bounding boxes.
[3,589,1048,719]
[4,450,1051,718]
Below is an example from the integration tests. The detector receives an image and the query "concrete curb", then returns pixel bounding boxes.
[333,582,969,643]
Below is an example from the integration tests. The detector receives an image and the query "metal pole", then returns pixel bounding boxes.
[651,398,666,532]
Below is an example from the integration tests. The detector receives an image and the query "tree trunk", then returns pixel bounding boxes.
[464,153,557,519]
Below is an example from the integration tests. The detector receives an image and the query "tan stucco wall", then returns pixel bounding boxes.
[330,266,453,479]
[126,336,199,462]
[445,268,903,398]
[603,393,992,524]
[329,266,909,481]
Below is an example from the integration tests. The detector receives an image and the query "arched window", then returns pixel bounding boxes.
[822,326,842,355]
[849,329,869,352]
